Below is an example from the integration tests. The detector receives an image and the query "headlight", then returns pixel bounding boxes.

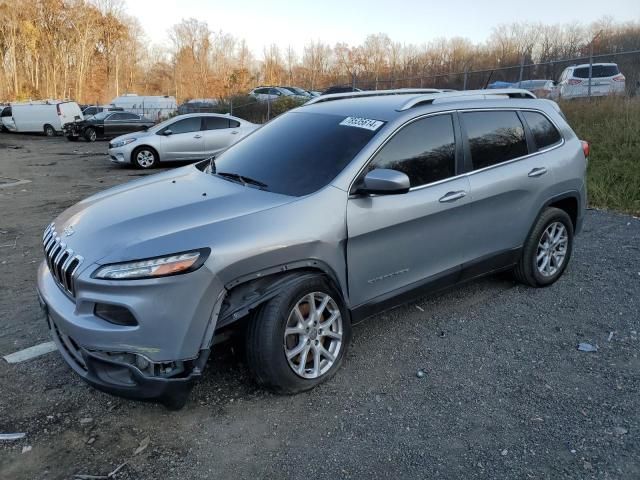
[93,249,209,280]
[110,138,137,148]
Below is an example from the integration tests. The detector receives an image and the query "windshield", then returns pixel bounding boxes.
[213,112,383,196]
[91,111,110,120]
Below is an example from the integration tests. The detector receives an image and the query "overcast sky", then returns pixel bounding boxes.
[124,0,640,54]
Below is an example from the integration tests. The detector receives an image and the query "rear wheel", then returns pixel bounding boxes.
[132,147,158,169]
[246,276,351,393]
[43,124,56,137]
[514,207,574,287]
[84,127,97,142]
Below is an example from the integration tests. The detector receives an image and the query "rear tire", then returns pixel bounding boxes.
[43,124,56,137]
[245,276,351,394]
[514,207,574,287]
[132,146,158,169]
[84,127,97,142]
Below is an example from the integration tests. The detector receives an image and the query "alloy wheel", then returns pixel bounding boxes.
[535,221,568,277]
[283,292,343,379]
[136,150,155,168]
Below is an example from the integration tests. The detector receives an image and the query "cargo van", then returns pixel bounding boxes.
[10,100,83,136]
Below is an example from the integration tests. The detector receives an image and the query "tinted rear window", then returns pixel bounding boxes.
[573,65,619,78]
[213,112,382,196]
[522,111,562,150]
[203,117,230,130]
[463,111,528,170]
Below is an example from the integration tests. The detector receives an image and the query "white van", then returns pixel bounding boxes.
[110,94,177,121]
[10,100,84,136]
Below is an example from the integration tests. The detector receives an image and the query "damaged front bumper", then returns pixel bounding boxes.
[36,260,224,408]
[62,122,82,137]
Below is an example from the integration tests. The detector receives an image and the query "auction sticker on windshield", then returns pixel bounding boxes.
[339,117,385,131]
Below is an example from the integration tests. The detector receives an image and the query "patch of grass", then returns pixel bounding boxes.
[561,97,640,215]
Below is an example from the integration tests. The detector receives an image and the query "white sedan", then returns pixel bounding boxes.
[108,113,258,169]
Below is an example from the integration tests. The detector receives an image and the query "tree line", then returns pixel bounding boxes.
[1,0,639,104]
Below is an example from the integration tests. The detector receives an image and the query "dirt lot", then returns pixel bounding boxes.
[0,132,639,480]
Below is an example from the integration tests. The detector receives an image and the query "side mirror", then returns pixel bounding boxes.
[354,169,410,196]
[163,129,173,136]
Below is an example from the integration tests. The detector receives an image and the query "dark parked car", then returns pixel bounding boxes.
[322,85,362,95]
[63,111,155,142]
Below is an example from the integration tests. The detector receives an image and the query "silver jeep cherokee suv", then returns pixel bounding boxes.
[37,89,587,408]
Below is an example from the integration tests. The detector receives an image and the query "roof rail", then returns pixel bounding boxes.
[397,88,536,111]
[304,88,444,105]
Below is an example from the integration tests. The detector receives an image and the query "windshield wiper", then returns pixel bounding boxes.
[216,171,268,190]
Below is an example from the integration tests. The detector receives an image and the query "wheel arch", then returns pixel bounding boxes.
[542,191,580,231]
[216,260,347,330]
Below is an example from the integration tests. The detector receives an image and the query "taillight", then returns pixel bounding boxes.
[567,79,582,85]
[612,74,625,82]
[581,140,590,159]
[56,104,61,116]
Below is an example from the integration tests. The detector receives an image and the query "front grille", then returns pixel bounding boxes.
[42,223,83,297]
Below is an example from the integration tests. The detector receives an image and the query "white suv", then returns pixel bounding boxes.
[557,63,625,99]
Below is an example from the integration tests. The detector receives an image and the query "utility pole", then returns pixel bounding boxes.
[588,30,604,100]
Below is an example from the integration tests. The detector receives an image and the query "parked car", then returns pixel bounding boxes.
[487,81,515,89]
[1,106,16,132]
[9,100,83,136]
[108,113,258,168]
[177,99,219,115]
[82,105,124,117]
[281,86,313,98]
[63,111,155,142]
[512,80,557,98]
[249,86,304,101]
[557,63,625,99]
[37,88,587,408]
[322,85,362,95]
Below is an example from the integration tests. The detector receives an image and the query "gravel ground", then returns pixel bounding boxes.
[0,133,638,479]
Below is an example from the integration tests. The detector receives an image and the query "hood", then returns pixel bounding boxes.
[51,165,295,267]
[111,129,153,143]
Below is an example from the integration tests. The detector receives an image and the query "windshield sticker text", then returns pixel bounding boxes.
[339,117,384,131]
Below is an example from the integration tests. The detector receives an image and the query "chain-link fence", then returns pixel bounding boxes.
[339,49,640,97]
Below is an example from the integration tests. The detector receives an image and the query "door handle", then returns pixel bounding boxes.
[528,167,547,177]
[230,131,239,135]
[439,190,467,203]
[194,134,202,139]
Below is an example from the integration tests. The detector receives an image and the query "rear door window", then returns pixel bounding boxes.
[462,111,528,170]
[522,111,562,150]
[367,114,456,188]
[203,117,230,130]
[573,65,620,78]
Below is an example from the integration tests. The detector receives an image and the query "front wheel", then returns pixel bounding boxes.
[43,124,56,137]
[246,276,351,394]
[84,127,97,142]
[132,147,158,169]
[514,207,574,287]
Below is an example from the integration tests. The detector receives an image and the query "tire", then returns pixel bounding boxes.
[84,127,97,142]
[66,135,78,142]
[514,207,574,287]
[245,275,351,394]
[132,146,158,169]
[43,124,56,137]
